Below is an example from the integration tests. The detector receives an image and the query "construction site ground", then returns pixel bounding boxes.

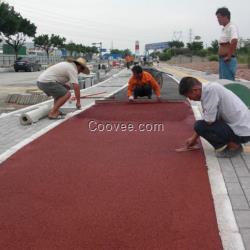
[0,64,250,249]
[170,61,250,82]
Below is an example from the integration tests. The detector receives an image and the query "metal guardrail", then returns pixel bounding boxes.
[0,55,63,67]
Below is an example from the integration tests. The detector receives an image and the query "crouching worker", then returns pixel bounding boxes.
[128,65,161,101]
[37,58,90,119]
[179,76,250,158]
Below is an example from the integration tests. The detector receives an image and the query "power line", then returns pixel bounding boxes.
[172,31,183,41]
[188,29,193,43]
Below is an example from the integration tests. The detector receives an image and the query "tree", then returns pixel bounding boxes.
[110,49,122,54]
[0,2,36,59]
[187,41,204,52]
[238,38,250,53]
[240,39,250,68]
[159,50,172,61]
[110,49,132,58]
[64,42,77,56]
[33,34,66,61]
[63,42,98,60]
[208,40,219,54]
[168,40,184,48]
[83,46,98,61]
[84,46,98,54]
[150,51,161,58]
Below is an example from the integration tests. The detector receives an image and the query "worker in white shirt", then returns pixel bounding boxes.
[179,76,250,158]
[216,7,239,80]
[37,58,90,119]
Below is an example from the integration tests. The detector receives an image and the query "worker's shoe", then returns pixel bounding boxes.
[216,145,243,158]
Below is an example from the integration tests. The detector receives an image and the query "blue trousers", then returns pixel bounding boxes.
[219,57,237,81]
[194,120,250,149]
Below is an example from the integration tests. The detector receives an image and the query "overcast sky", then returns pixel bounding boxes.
[4,0,250,53]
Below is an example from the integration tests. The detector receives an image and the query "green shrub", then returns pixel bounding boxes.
[159,53,171,61]
[159,50,172,61]
[237,53,250,64]
[208,55,218,61]
[196,49,208,57]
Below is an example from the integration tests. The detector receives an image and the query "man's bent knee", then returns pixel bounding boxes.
[194,120,207,135]
[66,91,71,99]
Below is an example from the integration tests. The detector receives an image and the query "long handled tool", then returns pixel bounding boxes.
[70,91,107,101]
[175,144,200,152]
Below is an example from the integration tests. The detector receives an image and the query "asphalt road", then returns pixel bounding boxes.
[0,71,43,86]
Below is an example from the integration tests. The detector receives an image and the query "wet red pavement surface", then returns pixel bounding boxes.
[0,102,222,250]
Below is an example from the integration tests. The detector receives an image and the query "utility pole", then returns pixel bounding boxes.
[189,29,193,43]
[92,42,102,60]
[173,31,183,41]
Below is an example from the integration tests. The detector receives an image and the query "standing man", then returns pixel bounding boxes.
[37,58,90,119]
[216,7,239,80]
[125,55,132,69]
[128,65,161,101]
[179,77,250,158]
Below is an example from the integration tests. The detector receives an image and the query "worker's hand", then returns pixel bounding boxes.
[76,101,81,109]
[71,96,76,101]
[185,137,197,148]
[128,96,134,102]
[223,56,231,62]
[157,96,161,102]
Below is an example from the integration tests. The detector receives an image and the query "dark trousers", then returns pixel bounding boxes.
[194,120,250,149]
[134,84,152,98]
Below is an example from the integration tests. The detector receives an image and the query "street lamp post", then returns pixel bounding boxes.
[92,42,102,60]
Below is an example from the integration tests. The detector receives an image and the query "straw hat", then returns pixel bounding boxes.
[73,57,90,75]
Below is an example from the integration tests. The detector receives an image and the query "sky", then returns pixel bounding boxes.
[4,0,250,53]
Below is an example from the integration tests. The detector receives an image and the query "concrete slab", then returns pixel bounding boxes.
[235,211,250,228]
[229,194,250,210]
[241,229,250,250]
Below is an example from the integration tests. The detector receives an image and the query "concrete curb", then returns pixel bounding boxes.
[0,68,14,73]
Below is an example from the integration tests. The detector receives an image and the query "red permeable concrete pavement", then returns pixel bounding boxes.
[0,102,223,250]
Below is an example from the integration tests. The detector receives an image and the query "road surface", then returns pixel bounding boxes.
[0,71,44,113]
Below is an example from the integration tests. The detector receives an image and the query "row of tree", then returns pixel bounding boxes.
[0,2,100,59]
[153,38,250,63]
[110,49,132,57]
[0,2,36,58]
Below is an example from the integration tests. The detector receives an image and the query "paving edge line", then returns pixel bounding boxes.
[164,70,246,250]
[0,83,128,165]
[192,105,245,250]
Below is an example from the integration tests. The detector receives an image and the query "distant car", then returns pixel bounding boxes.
[14,57,42,72]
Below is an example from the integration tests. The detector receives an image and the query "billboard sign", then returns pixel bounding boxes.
[145,42,169,51]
